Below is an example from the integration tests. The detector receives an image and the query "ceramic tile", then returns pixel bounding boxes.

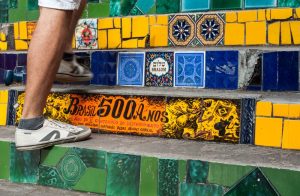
[75,19,98,49]
[181,0,209,12]
[145,52,174,87]
[178,160,187,182]
[211,0,243,10]
[0,53,4,69]
[246,52,262,90]
[262,52,277,91]
[91,51,117,86]
[73,148,106,169]
[38,165,67,189]
[117,52,145,86]
[158,159,179,196]
[279,0,300,7]
[7,90,18,126]
[282,120,300,150]
[134,0,155,14]
[174,52,205,87]
[132,16,149,38]
[88,0,110,18]
[121,0,138,16]
[109,0,121,16]
[245,0,277,8]
[27,0,38,10]
[156,0,180,14]
[0,104,8,125]
[205,51,239,90]
[246,21,267,45]
[240,99,255,144]
[0,141,10,180]
[196,14,225,46]
[139,157,158,196]
[107,153,141,196]
[225,168,280,196]
[180,183,224,195]
[4,53,17,70]
[186,160,209,183]
[224,23,245,45]
[150,25,168,47]
[41,146,69,167]
[17,53,27,66]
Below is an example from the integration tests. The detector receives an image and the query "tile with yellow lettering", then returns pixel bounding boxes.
[75,19,98,49]
[246,21,266,45]
[225,23,244,46]
[282,120,300,150]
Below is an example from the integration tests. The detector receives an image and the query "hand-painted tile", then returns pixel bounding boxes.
[156,0,180,14]
[91,51,117,86]
[158,159,179,196]
[145,52,174,87]
[245,0,277,8]
[187,160,209,183]
[196,14,224,46]
[107,153,141,196]
[279,0,300,7]
[139,157,158,196]
[38,165,66,189]
[73,147,106,169]
[181,0,210,12]
[168,15,196,47]
[75,19,98,49]
[180,183,224,195]
[10,143,40,183]
[240,99,255,144]
[211,0,243,10]
[117,52,145,86]
[163,97,240,143]
[0,141,10,180]
[206,51,239,90]
[174,52,205,87]
[225,168,280,196]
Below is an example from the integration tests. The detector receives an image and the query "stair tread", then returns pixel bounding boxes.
[2,126,300,171]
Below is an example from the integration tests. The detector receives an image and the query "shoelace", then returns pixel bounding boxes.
[47,119,81,134]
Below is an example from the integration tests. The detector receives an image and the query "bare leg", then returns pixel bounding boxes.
[22,8,73,119]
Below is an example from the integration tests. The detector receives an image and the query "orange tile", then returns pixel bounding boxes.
[132,16,149,38]
[273,103,289,117]
[238,10,257,23]
[256,101,272,117]
[226,12,237,22]
[290,21,300,44]
[268,22,280,45]
[246,21,266,45]
[288,104,300,118]
[282,120,300,150]
[224,23,245,45]
[281,21,292,45]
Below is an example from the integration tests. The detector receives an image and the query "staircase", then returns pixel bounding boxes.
[1,0,300,195]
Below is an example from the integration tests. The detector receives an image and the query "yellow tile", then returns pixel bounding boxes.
[273,104,289,117]
[132,16,149,38]
[149,15,156,25]
[246,21,266,45]
[138,37,147,48]
[258,9,266,21]
[98,18,114,29]
[15,40,28,50]
[288,104,300,118]
[122,39,138,49]
[0,41,7,51]
[295,8,300,18]
[224,23,245,45]
[0,104,7,126]
[271,8,293,20]
[238,10,257,23]
[281,21,292,45]
[0,90,8,104]
[256,101,272,117]
[226,12,237,22]
[108,29,121,49]
[114,18,121,28]
[268,22,280,45]
[72,35,75,49]
[290,21,300,44]
[282,120,300,150]
[13,22,19,39]
[98,30,107,49]
[122,17,131,39]
[266,9,271,21]
[255,117,283,148]
[150,25,168,47]
[0,32,6,41]
[19,21,28,40]
[156,15,168,25]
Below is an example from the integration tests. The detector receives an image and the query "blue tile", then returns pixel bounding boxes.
[205,51,239,90]
[136,0,155,13]
[245,0,277,8]
[240,99,255,145]
[118,52,144,86]
[4,54,17,70]
[0,54,5,69]
[181,0,210,12]
[263,52,278,91]
[175,52,205,87]
[17,53,27,66]
[0,68,4,84]
[91,51,117,86]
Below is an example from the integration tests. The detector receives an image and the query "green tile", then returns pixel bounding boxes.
[109,0,121,16]
[208,163,254,187]
[27,0,38,10]
[211,0,243,10]
[0,141,10,180]
[88,2,110,18]
[261,167,300,196]
[180,183,224,196]
[73,168,107,194]
[41,146,68,167]
[278,0,300,7]
[107,153,141,196]
[38,165,66,189]
[74,147,106,169]
[158,159,179,196]
[139,157,158,196]
[178,160,187,183]
[121,0,137,16]
[10,143,40,183]
[9,0,18,8]
[187,160,209,183]
[156,0,180,14]
[26,10,39,21]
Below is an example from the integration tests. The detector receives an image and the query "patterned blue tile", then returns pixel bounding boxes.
[118,52,144,86]
[245,0,277,8]
[175,52,205,87]
[205,51,239,90]
[240,99,255,144]
[91,51,117,86]
[181,0,210,12]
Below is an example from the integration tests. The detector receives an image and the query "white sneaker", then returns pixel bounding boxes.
[56,57,94,83]
[15,119,92,151]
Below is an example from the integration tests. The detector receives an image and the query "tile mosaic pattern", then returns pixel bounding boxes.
[75,19,98,49]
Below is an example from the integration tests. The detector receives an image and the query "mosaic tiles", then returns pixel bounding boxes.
[75,19,98,49]
[181,0,210,12]
[245,0,277,8]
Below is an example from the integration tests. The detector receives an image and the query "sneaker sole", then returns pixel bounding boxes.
[55,73,93,83]
[16,130,92,151]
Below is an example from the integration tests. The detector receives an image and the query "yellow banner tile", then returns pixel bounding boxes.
[224,23,245,46]
[271,8,293,20]
[0,90,8,104]
[238,10,257,23]
[288,104,300,118]
[0,104,7,126]
[108,29,121,49]
[290,21,300,44]
[150,25,168,47]
[268,22,280,45]
[15,40,28,50]
[255,117,283,148]
[256,101,272,117]
[132,16,149,38]
[282,120,300,150]
[122,39,138,49]
[114,17,121,28]
[281,21,292,45]
[258,9,266,21]
[122,17,131,39]
[273,103,289,118]
[13,22,19,39]
[246,21,266,45]
[98,30,108,49]
[0,41,7,51]
[138,37,147,48]
[19,21,28,40]
[226,12,237,23]
[98,18,114,29]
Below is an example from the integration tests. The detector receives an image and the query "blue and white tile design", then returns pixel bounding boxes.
[206,51,239,90]
[175,52,205,87]
[117,52,145,86]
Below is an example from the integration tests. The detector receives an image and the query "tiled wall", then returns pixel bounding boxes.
[0,90,8,126]
[0,141,299,195]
